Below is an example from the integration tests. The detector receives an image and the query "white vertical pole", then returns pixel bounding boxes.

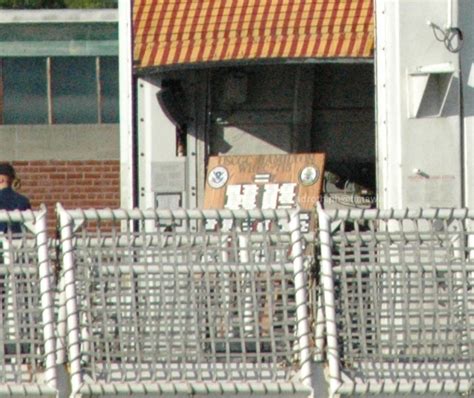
[316,203,342,397]
[119,0,135,209]
[447,0,453,28]
[35,208,57,390]
[238,234,254,335]
[57,206,83,395]
[55,204,67,366]
[289,210,313,393]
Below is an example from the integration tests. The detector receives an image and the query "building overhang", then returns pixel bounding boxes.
[133,0,374,71]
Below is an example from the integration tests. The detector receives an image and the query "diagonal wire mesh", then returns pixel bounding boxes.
[57,206,312,396]
[317,206,474,396]
[0,208,56,396]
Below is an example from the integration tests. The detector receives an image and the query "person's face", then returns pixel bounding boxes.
[0,174,10,187]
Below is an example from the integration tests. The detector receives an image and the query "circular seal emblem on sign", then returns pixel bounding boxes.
[208,166,229,189]
[299,165,320,186]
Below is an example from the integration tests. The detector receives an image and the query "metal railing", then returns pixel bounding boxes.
[0,208,57,396]
[4,203,474,397]
[57,205,313,396]
[317,205,474,396]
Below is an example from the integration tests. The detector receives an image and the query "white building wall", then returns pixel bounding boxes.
[376,0,463,209]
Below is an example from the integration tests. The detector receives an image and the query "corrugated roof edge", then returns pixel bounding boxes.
[0,9,117,24]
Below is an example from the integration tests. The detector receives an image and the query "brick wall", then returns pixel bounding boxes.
[12,160,120,233]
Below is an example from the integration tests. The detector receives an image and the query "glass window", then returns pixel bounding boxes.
[51,57,98,124]
[100,57,119,123]
[2,58,48,124]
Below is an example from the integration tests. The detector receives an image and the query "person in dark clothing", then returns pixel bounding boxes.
[0,163,31,234]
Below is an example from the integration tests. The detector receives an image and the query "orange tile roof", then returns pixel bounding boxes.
[133,0,374,69]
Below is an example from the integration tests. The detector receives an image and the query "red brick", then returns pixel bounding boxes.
[9,160,120,235]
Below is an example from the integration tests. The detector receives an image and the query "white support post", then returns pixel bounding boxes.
[289,210,313,394]
[57,205,83,396]
[35,208,57,391]
[55,274,67,366]
[316,203,341,397]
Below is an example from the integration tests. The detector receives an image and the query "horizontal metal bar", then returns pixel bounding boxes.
[331,231,473,243]
[325,207,474,221]
[337,379,473,395]
[0,384,56,396]
[0,267,39,275]
[70,233,295,248]
[62,208,295,222]
[63,234,315,250]
[75,263,295,274]
[78,381,311,396]
[0,209,38,223]
[332,263,474,273]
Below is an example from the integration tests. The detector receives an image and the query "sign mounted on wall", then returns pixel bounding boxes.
[204,153,325,230]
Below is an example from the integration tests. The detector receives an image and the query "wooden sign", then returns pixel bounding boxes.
[204,153,325,231]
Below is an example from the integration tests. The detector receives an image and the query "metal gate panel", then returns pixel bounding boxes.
[0,208,57,396]
[317,205,474,396]
[57,206,312,397]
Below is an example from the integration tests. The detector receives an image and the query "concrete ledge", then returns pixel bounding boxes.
[0,124,119,161]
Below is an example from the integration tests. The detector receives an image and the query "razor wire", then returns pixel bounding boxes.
[0,208,57,396]
[57,206,312,396]
[317,205,474,396]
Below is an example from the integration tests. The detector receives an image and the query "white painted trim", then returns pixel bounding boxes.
[119,0,134,209]
[0,9,117,24]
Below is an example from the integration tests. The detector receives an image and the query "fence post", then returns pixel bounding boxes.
[290,210,313,395]
[35,207,57,391]
[316,203,341,397]
[57,204,83,396]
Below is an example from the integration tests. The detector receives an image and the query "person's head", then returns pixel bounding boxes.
[0,163,16,189]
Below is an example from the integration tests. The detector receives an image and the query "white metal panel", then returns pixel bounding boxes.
[137,78,187,211]
[376,0,462,209]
